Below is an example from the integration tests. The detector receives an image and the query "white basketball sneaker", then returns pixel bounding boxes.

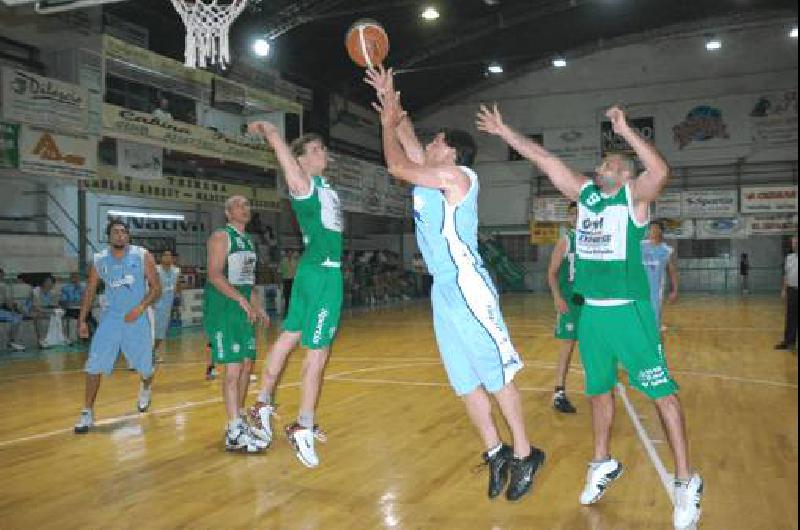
[248,402,277,445]
[137,383,152,413]
[74,409,94,434]
[580,459,624,505]
[673,473,704,529]
[285,423,327,468]
[225,421,268,454]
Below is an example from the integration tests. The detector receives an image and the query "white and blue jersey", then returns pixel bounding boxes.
[413,166,522,396]
[153,265,180,339]
[86,245,153,376]
[640,240,673,326]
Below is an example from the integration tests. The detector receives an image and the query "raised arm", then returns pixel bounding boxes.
[248,121,310,197]
[365,67,424,164]
[125,251,162,323]
[477,104,588,200]
[78,265,100,338]
[606,106,670,204]
[547,236,569,314]
[370,73,468,198]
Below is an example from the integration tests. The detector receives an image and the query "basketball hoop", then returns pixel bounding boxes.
[170,0,248,70]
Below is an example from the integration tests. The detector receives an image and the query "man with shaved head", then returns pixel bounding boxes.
[204,195,270,453]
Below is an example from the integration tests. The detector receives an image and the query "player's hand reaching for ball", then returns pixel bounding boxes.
[247,121,279,139]
[372,87,406,129]
[476,104,507,136]
[364,65,396,98]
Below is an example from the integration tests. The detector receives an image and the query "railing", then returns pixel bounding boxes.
[0,214,79,254]
[677,265,783,293]
[22,190,98,254]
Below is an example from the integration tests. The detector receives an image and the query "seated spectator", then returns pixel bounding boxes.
[153,97,173,122]
[0,268,25,351]
[27,275,60,348]
[61,272,96,340]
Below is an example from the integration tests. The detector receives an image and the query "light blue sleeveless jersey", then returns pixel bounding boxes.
[640,239,673,325]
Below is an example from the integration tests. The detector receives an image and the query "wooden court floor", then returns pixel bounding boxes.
[0,294,796,530]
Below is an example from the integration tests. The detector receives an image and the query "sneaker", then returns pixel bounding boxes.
[137,384,152,413]
[205,365,217,380]
[74,409,94,434]
[248,402,277,445]
[673,473,704,530]
[553,391,577,414]
[286,422,326,468]
[580,459,624,505]
[225,422,268,454]
[481,444,513,499]
[506,446,546,501]
[9,342,25,351]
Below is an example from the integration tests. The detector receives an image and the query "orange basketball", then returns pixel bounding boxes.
[345,19,389,68]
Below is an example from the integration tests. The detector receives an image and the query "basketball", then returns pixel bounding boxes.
[345,19,389,68]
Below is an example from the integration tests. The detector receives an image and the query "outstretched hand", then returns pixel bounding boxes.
[364,64,396,97]
[247,121,279,139]
[475,104,506,136]
[605,106,629,134]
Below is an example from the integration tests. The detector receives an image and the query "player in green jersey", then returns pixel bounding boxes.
[546,201,581,414]
[478,105,703,530]
[204,195,270,453]
[246,122,343,468]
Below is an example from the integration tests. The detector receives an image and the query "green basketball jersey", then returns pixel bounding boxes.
[292,175,344,266]
[204,224,257,308]
[574,182,649,301]
[558,229,577,297]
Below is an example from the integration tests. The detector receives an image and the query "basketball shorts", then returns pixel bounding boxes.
[578,300,678,400]
[555,297,582,340]
[431,267,523,396]
[87,310,153,377]
[282,264,343,349]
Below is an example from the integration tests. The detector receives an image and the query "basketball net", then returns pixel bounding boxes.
[170,0,248,70]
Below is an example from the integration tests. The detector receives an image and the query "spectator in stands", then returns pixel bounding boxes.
[153,97,173,122]
[28,275,59,348]
[61,272,96,342]
[775,235,798,351]
[0,268,26,351]
[740,253,750,294]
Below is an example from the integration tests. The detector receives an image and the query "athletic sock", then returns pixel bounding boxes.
[298,411,314,429]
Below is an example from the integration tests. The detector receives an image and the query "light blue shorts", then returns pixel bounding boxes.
[153,294,175,340]
[86,311,153,377]
[431,267,523,396]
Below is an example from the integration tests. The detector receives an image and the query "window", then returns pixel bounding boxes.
[677,239,731,259]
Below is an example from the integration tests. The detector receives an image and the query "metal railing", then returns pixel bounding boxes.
[22,190,98,254]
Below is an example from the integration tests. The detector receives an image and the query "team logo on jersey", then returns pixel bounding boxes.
[235,236,245,249]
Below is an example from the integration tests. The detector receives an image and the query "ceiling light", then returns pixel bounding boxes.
[790,26,798,39]
[107,210,186,221]
[252,38,271,57]
[552,57,567,68]
[487,63,503,74]
[705,38,722,51]
[421,7,439,20]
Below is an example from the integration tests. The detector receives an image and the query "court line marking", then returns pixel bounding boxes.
[0,361,438,449]
[617,382,675,505]
[326,376,553,393]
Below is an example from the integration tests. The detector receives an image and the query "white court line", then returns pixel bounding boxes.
[0,361,436,449]
[617,382,675,505]
[326,376,552,393]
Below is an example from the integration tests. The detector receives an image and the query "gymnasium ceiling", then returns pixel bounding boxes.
[108,0,798,112]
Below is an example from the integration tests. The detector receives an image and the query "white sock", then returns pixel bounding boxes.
[228,418,242,432]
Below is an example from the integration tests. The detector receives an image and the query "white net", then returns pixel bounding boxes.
[170,0,249,70]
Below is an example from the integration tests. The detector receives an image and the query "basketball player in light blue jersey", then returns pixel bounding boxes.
[74,219,162,434]
[153,250,181,359]
[367,66,545,503]
[641,221,678,330]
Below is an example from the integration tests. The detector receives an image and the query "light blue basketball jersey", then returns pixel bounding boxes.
[93,245,148,318]
[412,166,483,279]
[640,239,673,323]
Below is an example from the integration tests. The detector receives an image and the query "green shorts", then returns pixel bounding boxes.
[203,300,256,364]
[578,300,678,400]
[555,300,582,340]
[283,264,343,349]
